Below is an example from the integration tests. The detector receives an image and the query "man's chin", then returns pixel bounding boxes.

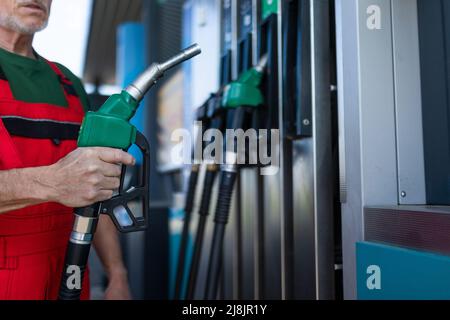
[11,20,48,35]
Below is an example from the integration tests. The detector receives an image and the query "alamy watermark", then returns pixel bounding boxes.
[170,121,280,176]
[65,265,81,290]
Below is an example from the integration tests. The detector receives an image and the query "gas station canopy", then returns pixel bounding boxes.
[83,0,142,86]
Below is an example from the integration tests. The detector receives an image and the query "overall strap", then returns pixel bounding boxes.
[45,60,80,98]
[0,64,14,100]
[0,119,22,169]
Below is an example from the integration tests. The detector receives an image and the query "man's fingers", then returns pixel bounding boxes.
[99,177,121,190]
[100,163,122,177]
[96,148,136,166]
[94,190,114,203]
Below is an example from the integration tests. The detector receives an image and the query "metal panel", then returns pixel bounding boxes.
[365,206,450,255]
[334,0,350,206]
[310,0,335,300]
[292,139,316,299]
[239,169,258,299]
[291,0,335,300]
[357,0,398,207]
[262,171,282,299]
[391,0,426,205]
[335,0,363,300]
[335,0,399,299]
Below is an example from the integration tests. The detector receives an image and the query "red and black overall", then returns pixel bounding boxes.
[0,61,90,300]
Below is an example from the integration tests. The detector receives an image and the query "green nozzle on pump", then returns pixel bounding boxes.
[222,54,268,109]
[77,44,202,150]
[204,55,269,299]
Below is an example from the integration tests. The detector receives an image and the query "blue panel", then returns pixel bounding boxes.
[117,23,146,162]
[357,241,450,300]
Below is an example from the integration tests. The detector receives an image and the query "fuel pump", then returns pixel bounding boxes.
[204,55,268,299]
[58,44,202,300]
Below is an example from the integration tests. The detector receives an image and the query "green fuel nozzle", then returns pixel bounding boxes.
[77,44,202,150]
[222,54,268,109]
[204,55,268,300]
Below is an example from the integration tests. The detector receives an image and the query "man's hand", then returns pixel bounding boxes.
[0,147,136,214]
[43,147,136,208]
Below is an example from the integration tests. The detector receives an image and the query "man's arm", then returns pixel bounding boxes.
[94,215,132,300]
[0,147,135,299]
[0,166,55,213]
[0,147,135,213]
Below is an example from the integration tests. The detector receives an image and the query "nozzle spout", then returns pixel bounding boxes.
[125,44,202,102]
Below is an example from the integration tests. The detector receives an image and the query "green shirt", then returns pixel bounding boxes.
[0,47,90,112]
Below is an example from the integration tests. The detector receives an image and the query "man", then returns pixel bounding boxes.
[0,0,133,300]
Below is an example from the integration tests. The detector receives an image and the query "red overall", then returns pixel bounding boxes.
[0,61,90,300]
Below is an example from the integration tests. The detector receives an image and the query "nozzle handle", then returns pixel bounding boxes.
[125,44,202,102]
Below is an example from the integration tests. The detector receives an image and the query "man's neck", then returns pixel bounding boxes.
[0,26,35,59]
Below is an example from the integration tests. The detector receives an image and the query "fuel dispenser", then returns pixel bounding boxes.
[174,0,332,300]
[204,56,268,300]
[199,0,281,300]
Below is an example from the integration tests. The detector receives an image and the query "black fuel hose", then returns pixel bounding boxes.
[204,169,237,299]
[58,205,99,300]
[186,166,218,299]
[174,165,200,299]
